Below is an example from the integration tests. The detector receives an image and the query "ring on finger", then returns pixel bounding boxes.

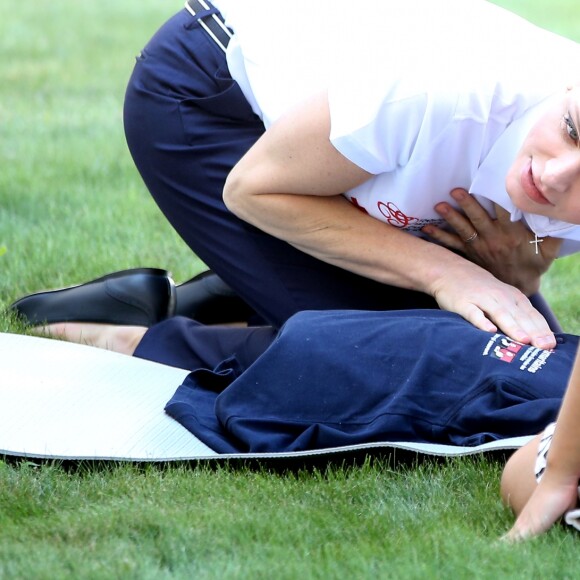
[464,231,479,243]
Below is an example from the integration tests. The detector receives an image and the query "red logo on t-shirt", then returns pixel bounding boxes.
[492,340,523,363]
[349,197,438,231]
[378,201,416,228]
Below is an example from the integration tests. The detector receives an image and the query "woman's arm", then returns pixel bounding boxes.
[502,349,580,541]
[223,91,556,349]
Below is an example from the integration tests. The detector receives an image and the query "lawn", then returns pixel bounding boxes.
[0,1,579,577]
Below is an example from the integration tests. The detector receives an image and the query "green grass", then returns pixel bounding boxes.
[0,0,196,299]
[0,459,576,579]
[0,0,579,577]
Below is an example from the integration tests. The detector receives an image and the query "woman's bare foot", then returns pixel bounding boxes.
[34,322,148,356]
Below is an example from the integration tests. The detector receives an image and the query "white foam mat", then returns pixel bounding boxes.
[0,333,530,461]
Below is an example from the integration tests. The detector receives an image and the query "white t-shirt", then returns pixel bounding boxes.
[215,0,580,255]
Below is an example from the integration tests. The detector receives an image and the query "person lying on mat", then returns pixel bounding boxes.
[116,0,580,349]
[15,295,579,477]
[10,270,579,538]
[501,348,580,541]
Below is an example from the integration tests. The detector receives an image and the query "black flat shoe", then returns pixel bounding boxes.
[175,270,257,324]
[10,268,176,327]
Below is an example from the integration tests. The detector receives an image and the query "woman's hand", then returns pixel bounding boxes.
[503,470,579,542]
[422,188,561,296]
[428,260,556,349]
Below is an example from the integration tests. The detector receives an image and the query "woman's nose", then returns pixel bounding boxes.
[542,153,580,194]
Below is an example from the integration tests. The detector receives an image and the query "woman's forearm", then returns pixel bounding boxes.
[226,189,483,295]
[544,350,580,478]
[501,350,580,541]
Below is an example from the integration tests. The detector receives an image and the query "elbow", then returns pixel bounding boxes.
[223,169,249,219]
[222,170,243,216]
[223,166,270,226]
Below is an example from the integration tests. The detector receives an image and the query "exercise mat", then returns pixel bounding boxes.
[0,333,529,462]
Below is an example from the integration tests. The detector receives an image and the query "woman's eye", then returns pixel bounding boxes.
[563,113,579,143]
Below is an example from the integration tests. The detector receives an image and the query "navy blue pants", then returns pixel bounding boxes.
[134,311,577,454]
[124,6,561,332]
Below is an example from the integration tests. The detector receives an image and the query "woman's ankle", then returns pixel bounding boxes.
[33,322,147,355]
